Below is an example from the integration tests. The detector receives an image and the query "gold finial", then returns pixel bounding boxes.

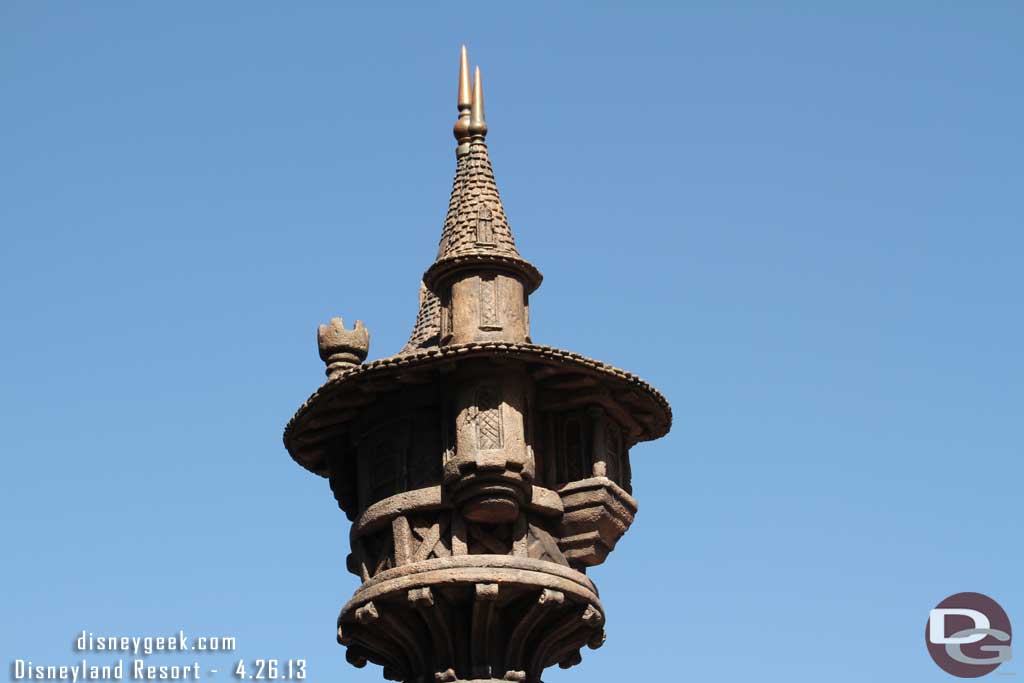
[453,45,472,143]
[468,65,487,139]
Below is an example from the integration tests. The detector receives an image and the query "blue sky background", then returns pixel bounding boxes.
[2,3,1021,682]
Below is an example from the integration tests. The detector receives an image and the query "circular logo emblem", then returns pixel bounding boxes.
[926,592,1013,678]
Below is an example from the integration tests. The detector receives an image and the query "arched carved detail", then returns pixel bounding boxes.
[475,206,494,245]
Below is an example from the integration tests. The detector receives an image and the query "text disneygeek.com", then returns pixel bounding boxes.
[10,631,307,682]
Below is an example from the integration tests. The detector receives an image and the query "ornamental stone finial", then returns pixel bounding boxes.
[317,317,369,379]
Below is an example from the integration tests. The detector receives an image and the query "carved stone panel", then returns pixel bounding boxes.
[449,274,528,344]
[391,511,454,566]
[473,384,504,450]
[446,367,536,524]
[448,368,532,475]
[478,275,501,330]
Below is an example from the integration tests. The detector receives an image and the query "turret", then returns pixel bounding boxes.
[424,56,541,349]
[283,45,672,683]
[422,51,547,525]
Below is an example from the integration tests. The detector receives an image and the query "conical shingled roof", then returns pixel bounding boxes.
[398,282,440,354]
[403,140,544,356]
[436,141,520,259]
[399,53,542,357]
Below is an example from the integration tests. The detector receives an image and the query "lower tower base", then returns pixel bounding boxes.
[337,557,606,683]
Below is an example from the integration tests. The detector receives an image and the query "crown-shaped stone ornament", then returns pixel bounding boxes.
[317,317,369,379]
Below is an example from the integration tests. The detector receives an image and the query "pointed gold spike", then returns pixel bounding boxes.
[468,65,488,139]
[458,45,471,110]
[453,45,472,143]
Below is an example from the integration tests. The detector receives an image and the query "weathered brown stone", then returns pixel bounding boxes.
[556,477,638,568]
[283,46,671,683]
[318,317,369,379]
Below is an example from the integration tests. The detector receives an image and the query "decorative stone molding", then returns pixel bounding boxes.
[556,477,638,568]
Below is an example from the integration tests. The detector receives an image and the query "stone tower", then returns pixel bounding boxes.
[284,46,671,683]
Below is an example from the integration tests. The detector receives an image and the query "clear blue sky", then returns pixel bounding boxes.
[2,3,1021,682]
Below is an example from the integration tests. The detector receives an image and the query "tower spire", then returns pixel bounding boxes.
[453,45,472,143]
[468,66,487,139]
[425,48,542,298]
